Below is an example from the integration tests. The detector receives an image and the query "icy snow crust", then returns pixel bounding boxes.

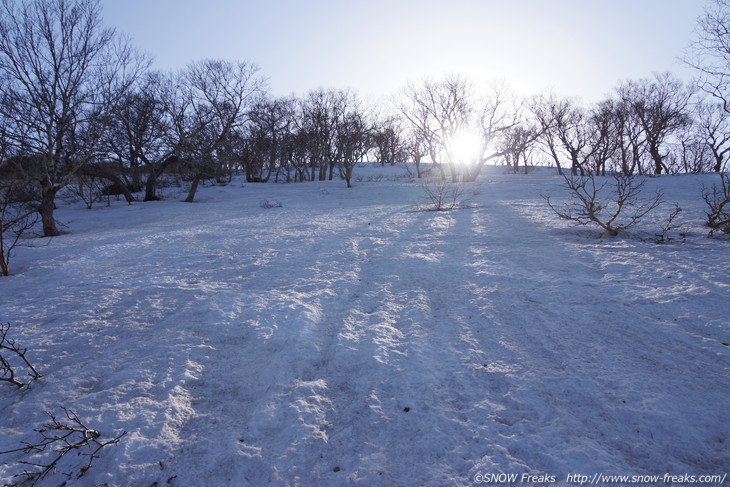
[0,166,728,486]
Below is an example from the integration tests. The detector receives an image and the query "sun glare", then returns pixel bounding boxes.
[450,131,481,164]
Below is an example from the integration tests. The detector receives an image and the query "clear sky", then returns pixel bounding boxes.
[100,0,709,103]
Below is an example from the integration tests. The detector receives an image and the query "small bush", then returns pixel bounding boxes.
[260,199,282,209]
[0,408,126,486]
[420,176,468,211]
[545,172,663,236]
[0,322,42,387]
[1,184,39,276]
[702,173,730,237]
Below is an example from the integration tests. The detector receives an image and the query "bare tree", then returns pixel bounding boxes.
[621,73,694,175]
[299,88,351,182]
[0,0,147,236]
[684,0,730,113]
[588,102,619,176]
[335,102,370,188]
[600,95,648,176]
[702,172,730,235]
[396,75,471,181]
[695,101,730,172]
[371,112,406,166]
[244,95,294,182]
[104,72,170,195]
[403,128,428,178]
[181,59,265,202]
[500,124,537,173]
[532,94,591,175]
[545,172,663,236]
[397,76,517,182]
[531,93,571,175]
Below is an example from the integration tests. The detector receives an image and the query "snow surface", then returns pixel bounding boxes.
[0,166,728,486]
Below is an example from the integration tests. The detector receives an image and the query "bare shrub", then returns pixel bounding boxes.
[0,184,38,276]
[420,176,467,211]
[0,408,126,486]
[702,173,730,236]
[654,204,684,244]
[545,172,663,236]
[260,199,282,209]
[0,323,42,388]
[74,175,105,209]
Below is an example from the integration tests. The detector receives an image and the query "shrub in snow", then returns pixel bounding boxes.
[545,172,663,236]
[0,184,38,277]
[654,204,684,244]
[702,173,730,236]
[0,323,41,388]
[420,176,469,211]
[0,407,126,486]
[260,199,283,209]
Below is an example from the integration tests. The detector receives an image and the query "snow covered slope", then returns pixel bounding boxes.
[1,167,728,486]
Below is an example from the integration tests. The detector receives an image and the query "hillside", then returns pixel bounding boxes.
[1,166,728,486]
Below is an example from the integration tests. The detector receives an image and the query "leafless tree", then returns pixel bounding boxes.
[0,0,147,236]
[403,128,428,178]
[620,73,694,175]
[298,88,349,182]
[181,59,265,202]
[531,94,570,175]
[684,0,730,113]
[244,95,295,183]
[103,72,170,196]
[672,119,715,174]
[545,172,663,236]
[501,121,541,174]
[702,172,730,235]
[600,95,648,176]
[588,102,619,176]
[397,76,517,182]
[396,75,471,180]
[297,88,369,187]
[371,112,406,166]
[694,101,730,172]
[335,104,370,188]
[531,94,596,175]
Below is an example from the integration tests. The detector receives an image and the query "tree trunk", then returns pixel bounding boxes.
[184,174,201,203]
[39,187,60,237]
[649,144,664,175]
[144,173,160,201]
[130,159,142,192]
[713,152,724,173]
[144,156,177,201]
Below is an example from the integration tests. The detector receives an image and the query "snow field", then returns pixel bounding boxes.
[0,166,728,486]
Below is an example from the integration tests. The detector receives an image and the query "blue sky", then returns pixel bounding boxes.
[100,0,709,103]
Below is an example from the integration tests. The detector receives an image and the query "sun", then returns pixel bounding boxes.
[450,130,481,164]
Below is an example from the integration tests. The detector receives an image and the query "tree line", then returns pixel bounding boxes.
[1,0,729,239]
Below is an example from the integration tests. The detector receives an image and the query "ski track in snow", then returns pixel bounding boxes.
[0,168,728,486]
